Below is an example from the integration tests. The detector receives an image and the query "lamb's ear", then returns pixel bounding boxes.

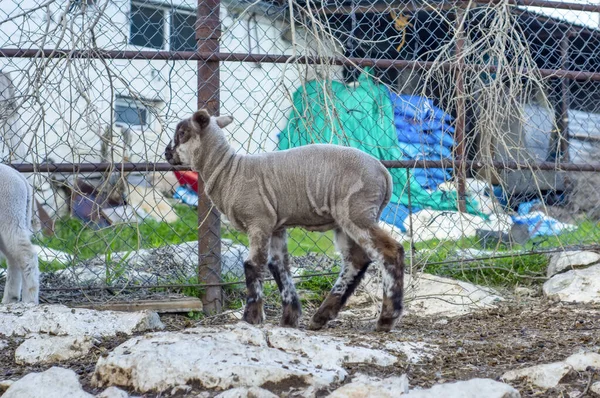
[215,115,234,129]
[192,109,211,129]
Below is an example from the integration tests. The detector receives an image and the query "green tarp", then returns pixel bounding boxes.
[277,71,482,215]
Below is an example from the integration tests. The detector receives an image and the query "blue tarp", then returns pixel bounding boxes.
[511,199,577,238]
[390,93,455,191]
[380,92,457,231]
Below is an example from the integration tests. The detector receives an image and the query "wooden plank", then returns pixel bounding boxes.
[72,298,203,314]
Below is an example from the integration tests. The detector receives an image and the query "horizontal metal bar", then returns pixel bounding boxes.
[2,49,600,82]
[9,159,600,174]
[382,159,600,172]
[320,0,600,14]
[10,162,189,173]
[489,0,600,13]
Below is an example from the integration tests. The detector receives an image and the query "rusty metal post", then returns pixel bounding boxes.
[558,33,570,162]
[454,7,467,212]
[196,0,222,314]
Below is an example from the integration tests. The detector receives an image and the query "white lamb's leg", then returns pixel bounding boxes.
[1,243,23,303]
[1,234,39,304]
[19,239,40,304]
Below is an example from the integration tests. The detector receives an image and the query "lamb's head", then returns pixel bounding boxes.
[164,109,234,167]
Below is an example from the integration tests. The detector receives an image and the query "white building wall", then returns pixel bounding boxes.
[0,0,343,165]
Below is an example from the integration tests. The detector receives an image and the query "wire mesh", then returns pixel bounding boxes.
[1,0,600,320]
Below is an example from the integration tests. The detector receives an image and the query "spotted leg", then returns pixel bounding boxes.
[308,228,372,330]
[242,230,270,325]
[267,228,302,327]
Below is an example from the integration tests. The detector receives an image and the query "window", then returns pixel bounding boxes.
[129,2,196,51]
[114,97,150,129]
[170,11,196,52]
[130,4,164,49]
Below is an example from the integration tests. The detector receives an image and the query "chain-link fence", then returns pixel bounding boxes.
[2,0,600,320]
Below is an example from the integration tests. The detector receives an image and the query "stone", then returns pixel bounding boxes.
[404,273,503,317]
[591,381,600,395]
[564,351,600,371]
[266,327,397,369]
[514,287,537,297]
[0,304,164,338]
[347,272,503,317]
[58,240,249,287]
[215,387,279,398]
[543,265,600,303]
[96,387,129,398]
[383,341,437,364]
[0,339,7,350]
[502,362,572,389]
[405,378,520,398]
[547,251,600,278]
[33,245,73,265]
[3,367,93,398]
[92,323,396,395]
[15,335,94,365]
[327,374,409,398]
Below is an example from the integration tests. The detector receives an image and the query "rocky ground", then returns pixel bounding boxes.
[2,250,600,397]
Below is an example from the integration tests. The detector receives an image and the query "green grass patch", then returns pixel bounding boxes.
[36,204,336,260]
[26,201,600,297]
[296,266,340,304]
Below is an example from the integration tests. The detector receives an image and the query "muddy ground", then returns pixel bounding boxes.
[1,295,599,397]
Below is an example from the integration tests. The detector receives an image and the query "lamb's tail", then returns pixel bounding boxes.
[382,167,393,208]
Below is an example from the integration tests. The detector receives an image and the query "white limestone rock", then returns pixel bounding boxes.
[2,367,93,398]
[546,251,600,278]
[96,386,129,398]
[502,362,572,389]
[347,272,503,318]
[215,387,279,398]
[543,265,600,304]
[0,304,164,338]
[327,374,409,398]
[15,334,94,365]
[405,378,520,398]
[91,323,397,395]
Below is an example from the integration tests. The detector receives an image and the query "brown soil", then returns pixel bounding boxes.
[1,297,599,397]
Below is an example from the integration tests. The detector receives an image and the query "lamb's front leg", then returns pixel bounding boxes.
[2,254,23,304]
[243,231,270,325]
[268,229,301,328]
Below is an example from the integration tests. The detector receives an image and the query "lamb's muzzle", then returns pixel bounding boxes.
[165,109,405,332]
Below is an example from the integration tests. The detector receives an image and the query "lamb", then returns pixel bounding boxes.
[0,163,39,304]
[164,109,405,331]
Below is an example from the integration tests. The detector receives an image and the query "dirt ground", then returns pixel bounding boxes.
[1,296,599,397]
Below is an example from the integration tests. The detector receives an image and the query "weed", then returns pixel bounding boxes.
[187,310,204,320]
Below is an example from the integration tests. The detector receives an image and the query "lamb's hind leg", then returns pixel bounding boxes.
[242,230,270,325]
[1,233,39,304]
[308,229,372,330]
[267,228,301,327]
[362,225,405,332]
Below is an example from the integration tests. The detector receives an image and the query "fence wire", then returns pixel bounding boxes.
[1,0,600,320]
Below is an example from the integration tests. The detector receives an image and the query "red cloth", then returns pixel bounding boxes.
[174,171,199,193]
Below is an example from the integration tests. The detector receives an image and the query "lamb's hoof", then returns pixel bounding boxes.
[375,317,397,332]
[243,302,265,325]
[280,311,300,328]
[1,296,19,304]
[307,317,326,331]
[280,299,302,328]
